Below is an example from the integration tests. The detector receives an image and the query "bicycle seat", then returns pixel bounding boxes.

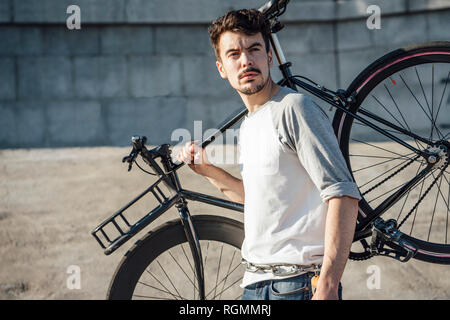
[258,0,290,20]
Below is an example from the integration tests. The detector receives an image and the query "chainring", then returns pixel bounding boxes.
[349,239,374,261]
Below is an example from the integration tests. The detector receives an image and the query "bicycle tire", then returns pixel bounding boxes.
[107,215,245,300]
[332,42,450,264]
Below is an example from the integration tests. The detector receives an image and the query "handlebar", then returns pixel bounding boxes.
[122,135,177,175]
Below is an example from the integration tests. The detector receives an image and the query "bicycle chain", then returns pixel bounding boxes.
[349,252,374,261]
[361,155,420,197]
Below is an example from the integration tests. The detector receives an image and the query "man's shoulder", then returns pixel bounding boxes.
[273,87,323,119]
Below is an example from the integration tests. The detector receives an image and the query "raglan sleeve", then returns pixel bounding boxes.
[279,94,362,203]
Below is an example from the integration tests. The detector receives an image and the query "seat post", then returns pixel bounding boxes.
[270,33,296,90]
[270,33,286,65]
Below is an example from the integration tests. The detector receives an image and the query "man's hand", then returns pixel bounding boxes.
[175,141,211,176]
[311,287,339,300]
[175,141,245,204]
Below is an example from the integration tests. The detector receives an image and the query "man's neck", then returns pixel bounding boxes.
[239,80,280,113]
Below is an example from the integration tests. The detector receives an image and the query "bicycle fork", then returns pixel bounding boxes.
[175,199,206,300]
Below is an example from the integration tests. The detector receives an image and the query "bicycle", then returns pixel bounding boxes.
[91,0,450,300]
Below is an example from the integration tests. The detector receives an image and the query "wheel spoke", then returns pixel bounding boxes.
[397,161,424,222]
[430,64,435,141]
[137,280,184,299]
[446,177,449,244]
[427,172,443,242]
[219,248,237,300]
[400,167,444,232]
[180,243,197,299]
[357,154,418,190]
[409,171,428,235]
[168,250,198,292]
[353,120,429,143]
[156,260,184,299]
[443,132,450,140]
[203,241,210,267]
[399,73,445,140]
[434,71,450,134]
[367,180,407,204]
[209,274,243,300]
[373,92,408,133]
[213,243,224,300]
[352,153,415,174]
[351,138,421,163]
[383,84,426,150]
[429,169,450,213]
[350,153,415,160]
[415,67,432,120]
[132,294,177,300]
[181,243,195,275]
[206,261,242,299]
[144,268,183,300]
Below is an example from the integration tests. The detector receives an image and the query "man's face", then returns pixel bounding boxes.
[216,31,273,95]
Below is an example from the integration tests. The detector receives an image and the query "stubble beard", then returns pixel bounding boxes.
[237,70,271,96]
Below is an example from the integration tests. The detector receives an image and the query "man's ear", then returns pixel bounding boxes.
[216,60,228,79]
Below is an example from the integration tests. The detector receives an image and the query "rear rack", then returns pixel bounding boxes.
[91,176,180,255]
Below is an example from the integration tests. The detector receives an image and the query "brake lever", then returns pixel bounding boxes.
[122,148,138,171]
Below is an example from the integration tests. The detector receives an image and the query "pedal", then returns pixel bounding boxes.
[370,218,418,262]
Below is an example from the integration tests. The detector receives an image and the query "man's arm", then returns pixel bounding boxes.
[312,195,359,300]
[176,141,245,204]
[202,165,245,204]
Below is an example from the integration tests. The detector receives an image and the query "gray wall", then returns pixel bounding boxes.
[1,0,450,148]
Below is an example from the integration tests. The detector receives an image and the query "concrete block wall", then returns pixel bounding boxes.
[0,0,449,148]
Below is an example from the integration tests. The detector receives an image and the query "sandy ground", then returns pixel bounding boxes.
[0,145,449,300]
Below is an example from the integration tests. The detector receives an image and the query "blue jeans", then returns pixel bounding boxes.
[241,272,343,300]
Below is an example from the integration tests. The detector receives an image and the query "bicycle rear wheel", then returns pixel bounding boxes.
[332,42,450,264]
[107,215,245,300]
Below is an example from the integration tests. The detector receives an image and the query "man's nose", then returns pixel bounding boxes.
[240,51,253,67]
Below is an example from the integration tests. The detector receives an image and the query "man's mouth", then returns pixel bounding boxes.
[240,72,259,80]
[239,68,261,80]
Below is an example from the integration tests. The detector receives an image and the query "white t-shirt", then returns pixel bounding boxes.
[238,87,361,288]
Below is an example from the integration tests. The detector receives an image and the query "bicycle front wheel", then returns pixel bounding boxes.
[333,42,450,264]
[107,215,245,300]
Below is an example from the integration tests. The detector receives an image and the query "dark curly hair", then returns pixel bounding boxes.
[208,9,271,60]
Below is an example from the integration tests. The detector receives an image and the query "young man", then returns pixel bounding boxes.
[176,9,361,300]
